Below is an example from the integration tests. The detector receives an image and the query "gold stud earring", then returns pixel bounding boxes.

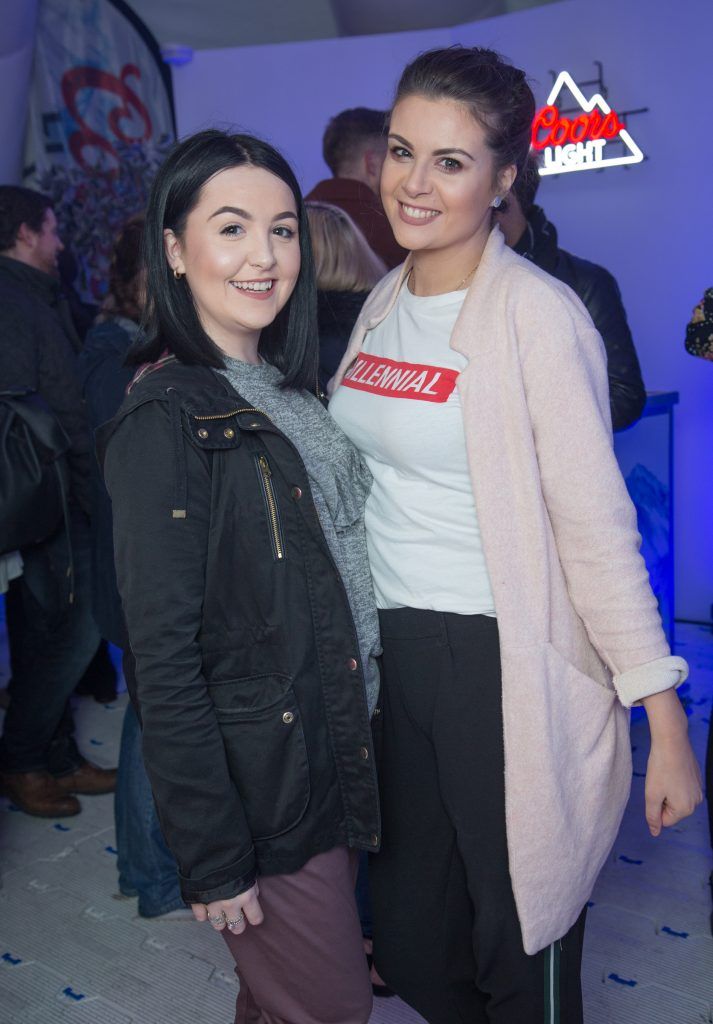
[173,267,184,280]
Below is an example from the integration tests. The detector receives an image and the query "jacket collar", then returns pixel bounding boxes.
[0,253,61,305]
[122,357,247,416]
[513,205,560,275]
[308,177,380,207]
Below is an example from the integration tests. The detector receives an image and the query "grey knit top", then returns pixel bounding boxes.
[219,358,380,716]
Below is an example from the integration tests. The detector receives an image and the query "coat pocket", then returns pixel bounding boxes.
[209,674,310,841]
[500,642,631,955]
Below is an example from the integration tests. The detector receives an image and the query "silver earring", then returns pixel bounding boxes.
[491,196,502,209]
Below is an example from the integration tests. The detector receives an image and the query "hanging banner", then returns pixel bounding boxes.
[532,71,644,177]
[23,0,175,301]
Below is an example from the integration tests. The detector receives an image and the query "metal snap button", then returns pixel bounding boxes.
[197,428,209,439]
[223,427,235,439]
[370,834,379,847]
[359,746,369,760]
[291,486,302,500]
[282,711,295,724]
[347,658,358,671]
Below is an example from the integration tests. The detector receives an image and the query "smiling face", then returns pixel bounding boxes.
[164,165,301,359]
[381,94,515,283]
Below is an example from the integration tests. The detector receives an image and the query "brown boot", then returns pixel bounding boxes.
[0,771,81,817]
[53,761,117,796]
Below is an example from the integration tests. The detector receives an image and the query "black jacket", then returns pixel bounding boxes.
[100,359,380,905]
[78,318,136,646]
[317,290,370,392]
[514,206,646,431]
[0,254,92,515]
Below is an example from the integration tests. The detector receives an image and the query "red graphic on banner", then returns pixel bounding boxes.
[342,353,459,403]
[61,63,152,172]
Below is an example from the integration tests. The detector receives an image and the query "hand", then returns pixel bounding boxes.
[191,882,264,935]
[644,734,702,837]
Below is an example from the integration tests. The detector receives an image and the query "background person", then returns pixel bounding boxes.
[684,285,713,934]
[329,46,701,1024]
[306,201,386,392]
[102,129,381,1023]
[0,185,115,818]
[78,214,186,920]
[495,151,646,430]
[307,107,407,269]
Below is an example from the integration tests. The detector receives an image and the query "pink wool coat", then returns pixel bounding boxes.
[331,225,687,955]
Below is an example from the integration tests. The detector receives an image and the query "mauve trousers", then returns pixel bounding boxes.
[222,847,372,1024]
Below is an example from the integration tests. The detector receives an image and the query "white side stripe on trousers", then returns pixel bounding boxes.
[544,940,560,1024]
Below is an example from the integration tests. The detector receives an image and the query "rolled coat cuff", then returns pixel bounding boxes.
[613,655,689,709]
[179,847,256,905]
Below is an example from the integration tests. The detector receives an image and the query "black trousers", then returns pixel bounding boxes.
[370,608,586,1024]
[0,515,99,774]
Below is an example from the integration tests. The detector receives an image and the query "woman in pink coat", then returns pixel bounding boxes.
[329,46,702,1024]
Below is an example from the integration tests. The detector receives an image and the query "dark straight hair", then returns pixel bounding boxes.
[131,129,318,391]
[393,46,535,182]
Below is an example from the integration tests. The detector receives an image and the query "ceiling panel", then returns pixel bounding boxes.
[128,0,562,50]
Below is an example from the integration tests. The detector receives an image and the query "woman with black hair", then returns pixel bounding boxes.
[101,130,380,1024]
[330,47,702,1023]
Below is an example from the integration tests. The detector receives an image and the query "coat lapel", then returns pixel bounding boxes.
[331,224,515,391]
[449,225,508,360]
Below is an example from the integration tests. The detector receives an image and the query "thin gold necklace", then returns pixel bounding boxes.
[409,262,479,294]
[455,263,479,290]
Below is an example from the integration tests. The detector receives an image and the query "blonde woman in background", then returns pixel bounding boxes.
[306,202,386,392]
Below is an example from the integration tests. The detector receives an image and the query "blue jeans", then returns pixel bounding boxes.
[114,698,184,917]
[355,851,373,938]
[0,514,99,775]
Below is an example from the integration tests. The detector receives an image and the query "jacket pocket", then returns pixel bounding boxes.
[253,453,286,561]
[209,673,309,841]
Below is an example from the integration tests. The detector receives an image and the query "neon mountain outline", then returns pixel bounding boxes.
[538,70,644,176]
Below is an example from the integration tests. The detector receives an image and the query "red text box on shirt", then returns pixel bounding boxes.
[342,353,459,403]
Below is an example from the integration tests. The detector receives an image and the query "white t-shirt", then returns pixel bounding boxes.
[329,281,496,615]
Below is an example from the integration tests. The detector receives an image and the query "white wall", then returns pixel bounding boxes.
[172,24,453,186]
[171,0,713,619]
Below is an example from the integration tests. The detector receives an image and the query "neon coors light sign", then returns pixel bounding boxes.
[532,71,644,176]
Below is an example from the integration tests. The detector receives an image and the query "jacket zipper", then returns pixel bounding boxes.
[254,453,285,560]
[191,409,285,557]
[193,407,260,420]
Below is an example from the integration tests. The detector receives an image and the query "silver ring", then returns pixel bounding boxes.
[227,914,245,928]
[208,913,225,924]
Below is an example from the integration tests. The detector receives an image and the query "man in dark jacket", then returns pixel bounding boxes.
[306,107,407,270]
[0,185,116,817]
[495,156,646,431]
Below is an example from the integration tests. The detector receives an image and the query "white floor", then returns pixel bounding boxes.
[0,623,711,1023]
